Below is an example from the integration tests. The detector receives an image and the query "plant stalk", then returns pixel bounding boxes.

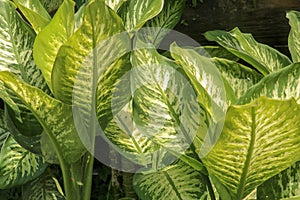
[82,152,95,200]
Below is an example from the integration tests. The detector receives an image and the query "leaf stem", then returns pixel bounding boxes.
[82,152,94,200]
[205,175,216,200]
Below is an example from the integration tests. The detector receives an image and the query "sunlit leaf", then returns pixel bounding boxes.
[204,28,292,75]
[12,0,51,33]
[203,97,300,199]
[34,0,75,91]
[105,0,126,11]
[118,0,164,31]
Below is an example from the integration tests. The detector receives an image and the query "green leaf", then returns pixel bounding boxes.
[131,44,203,155]
[39,0,63,13]
[22,171,65,200]
[170,43,228,120]
[202,97,300,199]
[118,0,164,32]
[52,0,128,104]
[238,63,300,105]
[139,0,185,47]
[204,28,292,75]
[12,0,51,33]
[0,71,85,163]
[33,0,75,91]
[133,161,207,200]
[105,0,126,11]
[192,46,239,61]
[212,58,263,99]
[287,11,300,63]
[0,135,47,189]
[257,161,300,199]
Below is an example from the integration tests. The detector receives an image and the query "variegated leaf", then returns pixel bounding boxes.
[204,28,292,75]
[12,0,51,33]
[257,161,300,199]
[22,171,65,200]
[0,135,47,189]
[192,46,239,61]
[118,0,164,32]
[212,58,263,99]
[131,43,204,156]
[139,0,185,47]
[0,71,85,163]
[34,0,75,91]
[202,97,300,199]
[238,63,300,105]
[287,11,300,63]
[105,0,126,11]
[133,161,207,200]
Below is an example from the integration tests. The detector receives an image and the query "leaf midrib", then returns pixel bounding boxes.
[236,106,256,199]
[163,171,183,200]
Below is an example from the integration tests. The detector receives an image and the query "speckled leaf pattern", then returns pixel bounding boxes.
[238,63,300,105]
[257,161,300,199]
[204,28,292,75]
[33,0,75,91]
[118,0,164,31]
[139,0,185,47]
[0,135,47,189]
[212,58,263,99]
[12,0,51,33]
[0,71,85,163]
[202,97,300,200]
[131,44,208,162]
[22,171,65,200]
[287,11,300,63]
[133,161,207,200]
[170,43,228,120]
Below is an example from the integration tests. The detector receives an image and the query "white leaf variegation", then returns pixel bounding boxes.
[204,28,292,75]
[203,97,300,199]
[287,11,300,63]
[0,135,47,189]
[133,161,207,200]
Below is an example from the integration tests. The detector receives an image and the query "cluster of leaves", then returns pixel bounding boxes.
[0,0,299,200]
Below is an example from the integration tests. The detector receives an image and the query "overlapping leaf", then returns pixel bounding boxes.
[12,0,51,33]
[287,11,300,63]
[40,0,63,13]
[238,63,300,105]
[139,0,185,47]
[22,171,65,200]
[202,97,300,199]
[0,71,85,163]
[133,161,207,200]
[33,0,75,90]
[118,0,164,31]
[105,0,126,11]
[204,28,292,75]
[0,135,47,189]
[131,44,204,156]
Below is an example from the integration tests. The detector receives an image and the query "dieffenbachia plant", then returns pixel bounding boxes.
[0,0,299,199]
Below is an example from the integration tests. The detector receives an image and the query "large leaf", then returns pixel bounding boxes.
[238,63,300,105]
[170,43,228,120]
[257,161,300,199]
[33,0,75,91]
[131,44,205,158]
[118,0,164,32]
[212,58,263,99]
[22,171,65,200]
[202,97,300,199]
[287,11,300,63]
[105,0,126,11]
[139,0,185,47]
[133,161,207,200]
[12,0,51,33]
[0,71,85,163]
[204,28,292,75]
[0,135,47,189]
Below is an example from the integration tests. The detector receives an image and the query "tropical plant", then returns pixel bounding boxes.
[0,0,299,200]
